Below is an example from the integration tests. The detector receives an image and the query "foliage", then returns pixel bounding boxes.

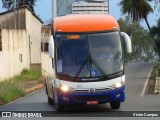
[151,61,160,80]
[119,0,153,32]
[2,0,37,11]
[151,19,160,56]
[118,16,158,62]
[119,0,153,21]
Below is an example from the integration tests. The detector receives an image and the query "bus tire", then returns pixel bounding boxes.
[110,102,121,109]
[48,96,54,105]
[45,80,48,95]
[54,95,64,112]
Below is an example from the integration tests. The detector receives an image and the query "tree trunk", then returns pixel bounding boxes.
[144,17,151,33]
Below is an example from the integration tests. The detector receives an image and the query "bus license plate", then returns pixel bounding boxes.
[87,101,98,105]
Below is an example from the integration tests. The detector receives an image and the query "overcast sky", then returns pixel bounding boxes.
[0,0,158,29]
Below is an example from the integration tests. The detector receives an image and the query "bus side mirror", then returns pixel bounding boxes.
[121,32,132,53]
[49,35,55,59]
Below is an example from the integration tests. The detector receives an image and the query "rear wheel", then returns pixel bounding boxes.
[110,102,121,109]
[48,96,54,105]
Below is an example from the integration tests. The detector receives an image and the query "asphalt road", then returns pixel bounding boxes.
[1,63,160,120]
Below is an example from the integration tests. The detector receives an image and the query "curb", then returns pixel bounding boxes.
[25,84,44,93]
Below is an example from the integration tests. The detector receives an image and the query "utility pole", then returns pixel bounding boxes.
[108,0,109,14]
[52,0,54,18]
[52,0,57,18]
[14,0,17,29]
[66,0,68,14]
[52,0,57,35]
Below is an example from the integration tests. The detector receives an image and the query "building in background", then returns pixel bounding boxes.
[56,0,109,16]
[72,0,109,14]
[57,0,75,16]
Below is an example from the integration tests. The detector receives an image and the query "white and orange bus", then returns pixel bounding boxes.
[45,14,132,112]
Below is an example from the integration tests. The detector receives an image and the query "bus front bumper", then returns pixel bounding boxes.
[55,85,125,105]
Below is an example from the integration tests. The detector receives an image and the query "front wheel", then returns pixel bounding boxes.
[48,96,54,105]
[110,102,121,109]
[54,95,65,112]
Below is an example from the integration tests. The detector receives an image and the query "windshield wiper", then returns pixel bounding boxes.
[73,53,109,81]
[90,56,108,79]
[73,57,88,81]
[73,35,113,81]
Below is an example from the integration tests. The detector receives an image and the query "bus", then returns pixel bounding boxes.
[44,14,132,112]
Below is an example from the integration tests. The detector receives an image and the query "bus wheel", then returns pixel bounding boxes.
[48,96,54,105]
[45,80,48,95]
[54,96,64,112]
[110,102,121,109]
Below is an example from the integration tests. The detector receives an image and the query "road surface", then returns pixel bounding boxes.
[1,63,160,120]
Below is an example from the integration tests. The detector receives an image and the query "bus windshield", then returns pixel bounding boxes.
[55,31,123,80]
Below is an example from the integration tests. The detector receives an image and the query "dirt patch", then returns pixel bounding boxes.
[22,80,41,89]
[22,78,44,93]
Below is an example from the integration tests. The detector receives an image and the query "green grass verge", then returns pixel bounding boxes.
[0,69,42,105]
[14,69,42,82]
[152,62,160,80]
[0,80,26,104]
[147,62,160,94]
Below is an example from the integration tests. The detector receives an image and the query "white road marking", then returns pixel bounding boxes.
[140,68,153,97]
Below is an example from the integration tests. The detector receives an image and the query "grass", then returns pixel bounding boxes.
[147,61,160,94]
[0,69,42,105]
[0,80,25,104]
[14,69,42,82]
[151,62,160,80]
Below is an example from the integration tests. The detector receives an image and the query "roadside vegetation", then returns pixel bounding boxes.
[147,61,160,94]
[151,62,160,80]
[118,0,160,94]
[0,80,25,104]
[0,69,42,105]
[14,69,42,83]
[118,16,158,63]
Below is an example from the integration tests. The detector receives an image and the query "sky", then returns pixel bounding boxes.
[0,0,159,29]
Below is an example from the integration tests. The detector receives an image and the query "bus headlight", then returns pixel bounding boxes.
[60,85,70,92]
[115,82,122,88]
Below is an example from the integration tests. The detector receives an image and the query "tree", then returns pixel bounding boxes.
[151,19,160,56]
[118,16,158,62]
[119,0,153,32]
[2,0,37,12]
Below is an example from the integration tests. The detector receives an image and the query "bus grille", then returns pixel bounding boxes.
[74,95,108,102]
[72,88,112,94]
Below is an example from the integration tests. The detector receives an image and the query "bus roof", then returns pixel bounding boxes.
[52,14,119,33]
